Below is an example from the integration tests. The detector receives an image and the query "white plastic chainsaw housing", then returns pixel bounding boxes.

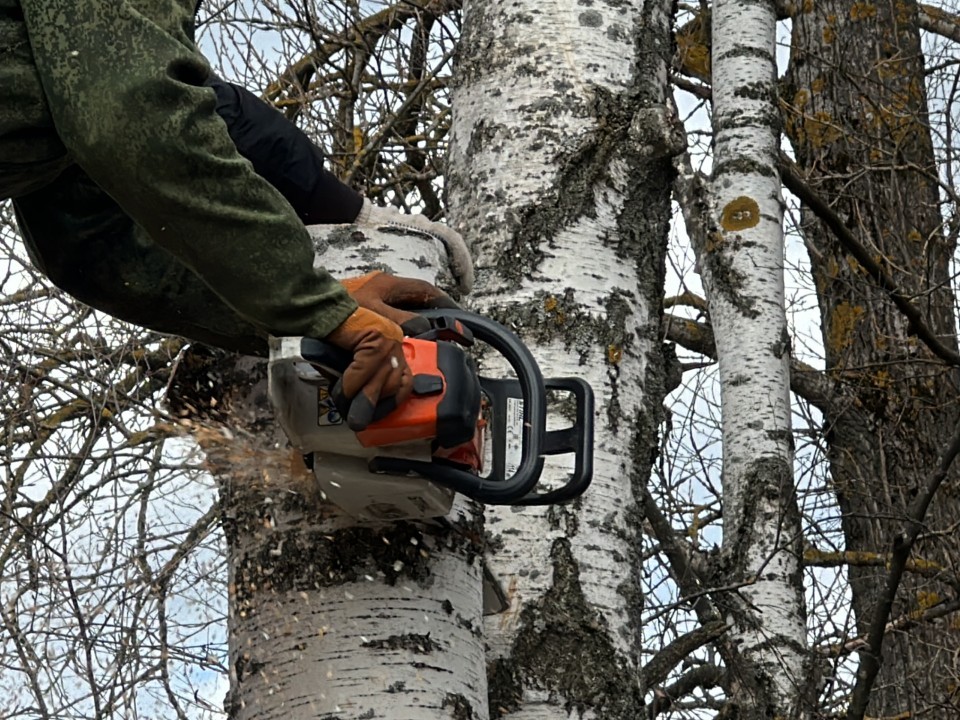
[268,338,455,521]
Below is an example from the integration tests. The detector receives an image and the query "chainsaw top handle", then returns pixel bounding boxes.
[369,309,547,504]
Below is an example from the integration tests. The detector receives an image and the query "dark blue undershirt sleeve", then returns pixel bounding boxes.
[207,78,364,224]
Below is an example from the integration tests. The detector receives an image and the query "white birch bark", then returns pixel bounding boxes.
[205,225,488,720]
[700,0,807,714]
[448,1,676,716]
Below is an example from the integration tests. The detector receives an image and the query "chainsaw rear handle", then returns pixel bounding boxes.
[369,309,547,504]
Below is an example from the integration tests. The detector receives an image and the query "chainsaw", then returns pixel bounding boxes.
[267,309,594,522]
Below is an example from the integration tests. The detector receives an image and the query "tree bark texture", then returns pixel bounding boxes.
[784,1,960,715]
[697,0,808,716]
[448,1,676,717]
[186,226,489,720]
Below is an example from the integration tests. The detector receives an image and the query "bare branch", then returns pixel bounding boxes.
[919,3,960,43]
[819,597,960,659]
[644,621,730,689]
[650,664,725,718]
[779,153,960,368]
[803,548,957,586]
[262,0,460,104]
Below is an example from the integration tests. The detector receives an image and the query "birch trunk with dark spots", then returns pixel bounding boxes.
[784,1,960,714]
[175,226,489,720]
[447,1,677,716]
[694,0,808,715]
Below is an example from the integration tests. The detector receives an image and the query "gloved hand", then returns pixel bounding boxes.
[340,270,459,337]
[355,199,474,295]
[324,307,411,431]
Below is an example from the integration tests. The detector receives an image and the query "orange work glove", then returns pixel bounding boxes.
[325,308,411,431]
[340,271,459,337]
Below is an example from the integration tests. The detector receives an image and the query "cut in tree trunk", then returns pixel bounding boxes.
[177,225,489,720]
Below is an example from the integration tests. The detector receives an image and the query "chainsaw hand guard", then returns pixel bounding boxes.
[369,310,594,506]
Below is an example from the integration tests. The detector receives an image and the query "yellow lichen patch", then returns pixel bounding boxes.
[828,301,864,352]
[872,369,890,389]
[810,76,826,94]
[825,256,840,279]
[803,111,842,147]
[916,590,940,612]
[907,228,922,243]
[907,556,944,573]
[876,58,906,82]
[687,505,705,541]
[894,0,914,24]
[720,196,760,231]
[543,295,565,324]
[850,2,877,21]
[802,0,813,12]
[705,230,725,253]
[607,344,623,365]
[846,255,866,275]
[793,88,811,109]
[823,24,835,44]
[675,12,712,81]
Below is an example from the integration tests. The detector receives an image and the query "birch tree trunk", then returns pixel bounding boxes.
[696,0,807,715]
[174,226,488,720]
[447,1,677,716]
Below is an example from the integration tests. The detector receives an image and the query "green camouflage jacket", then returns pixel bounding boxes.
[0,0,355,353]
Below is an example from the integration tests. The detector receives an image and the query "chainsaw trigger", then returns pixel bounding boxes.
[412,374,444,396]
[330,378,400,430]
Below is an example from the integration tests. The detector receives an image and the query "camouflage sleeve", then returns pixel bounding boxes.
[18,0,356,340]
[14,166,269,356]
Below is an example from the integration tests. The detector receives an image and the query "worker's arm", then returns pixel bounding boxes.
[205,78,363,224]
[19,0,355,340]
[13,165,269,355]
[204,78,474,293]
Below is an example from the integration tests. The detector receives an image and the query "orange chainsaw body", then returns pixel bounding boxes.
[355,336,485,473]
[356,338,441,447]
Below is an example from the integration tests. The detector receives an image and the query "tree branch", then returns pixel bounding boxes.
[650,664,725,718]
[641,490,719,626]
[779,153,960,368]
[262,0,459,104]
[845,419,960,720]
[818,597,960,658]
[803,548,958,587]
[644,621,729,689]
[918,3,960,43]
[664,313,837,413]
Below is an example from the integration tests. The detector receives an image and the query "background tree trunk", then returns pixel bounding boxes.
[447,0,677,716]
[694,0,807,715]
[783,1,960,714]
